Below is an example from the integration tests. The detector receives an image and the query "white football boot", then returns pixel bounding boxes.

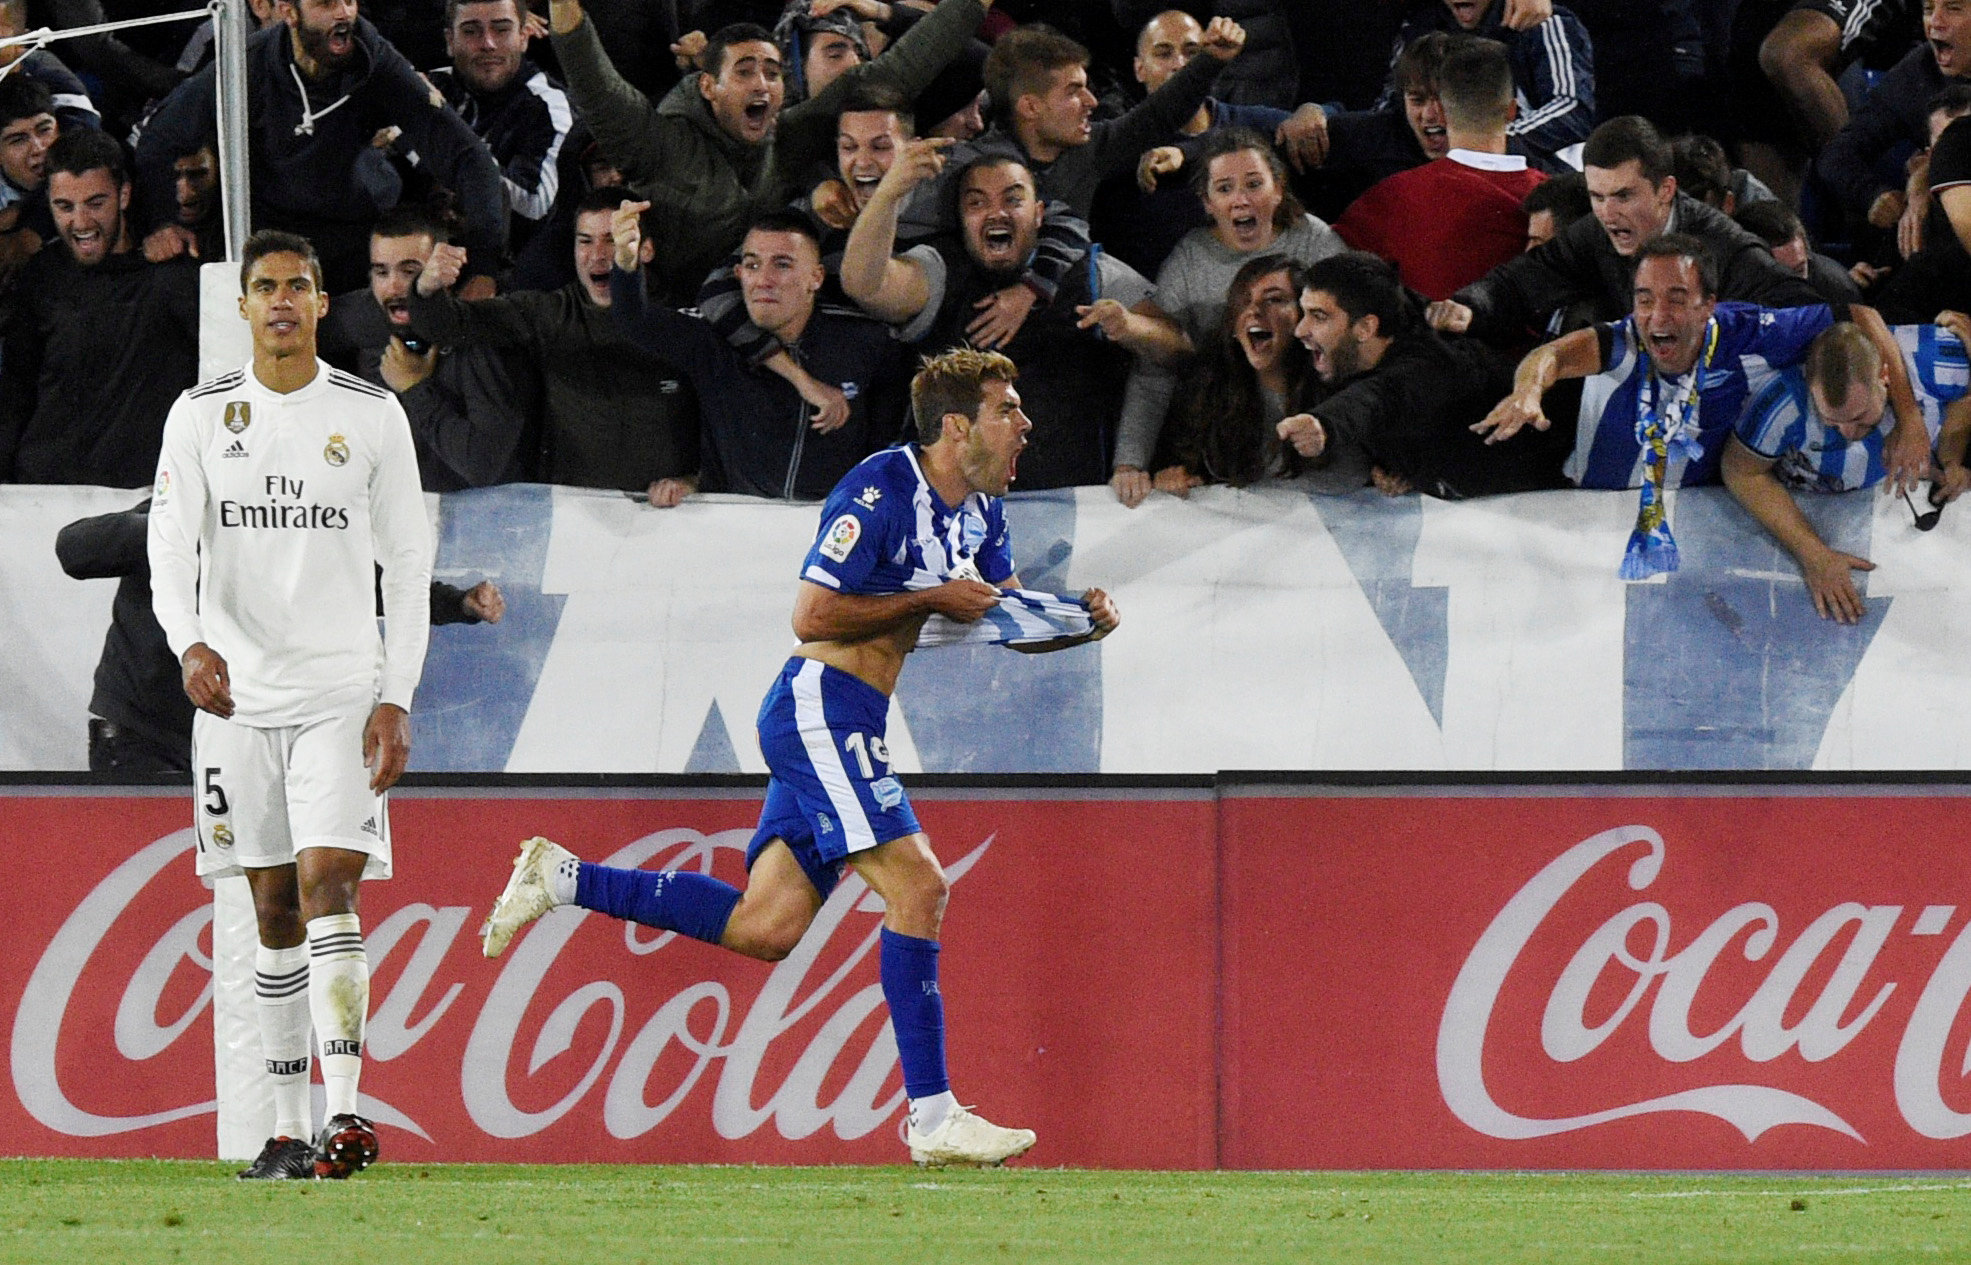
[482,835,575,958]
[906,1104,1036,1167]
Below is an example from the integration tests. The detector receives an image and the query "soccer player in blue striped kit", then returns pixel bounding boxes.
[481,345,1120,1166]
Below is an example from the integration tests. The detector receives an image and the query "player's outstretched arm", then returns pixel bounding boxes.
[793,577,999,642]
[1008,587,1120,654]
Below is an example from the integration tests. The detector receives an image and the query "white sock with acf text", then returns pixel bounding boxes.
[254,941,312,1140]
[306,913,368,1120]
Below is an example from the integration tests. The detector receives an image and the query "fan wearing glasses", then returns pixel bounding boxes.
[1722,312,1971,625]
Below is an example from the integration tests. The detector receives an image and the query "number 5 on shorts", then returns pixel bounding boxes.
[203,766,229,816]
[843,732,890,779]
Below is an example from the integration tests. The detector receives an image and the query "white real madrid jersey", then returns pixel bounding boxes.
[148,359,434,727]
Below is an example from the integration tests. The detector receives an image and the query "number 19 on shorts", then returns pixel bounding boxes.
[843,732,890,779]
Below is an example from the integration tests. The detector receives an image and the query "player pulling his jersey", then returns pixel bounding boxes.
[149,230,433,1180]
[481,341,1120,1167]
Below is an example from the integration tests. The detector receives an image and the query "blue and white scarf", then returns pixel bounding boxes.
[1621,318,1719,581]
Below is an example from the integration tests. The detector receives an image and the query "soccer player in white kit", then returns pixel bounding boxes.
[148,230,433,1180]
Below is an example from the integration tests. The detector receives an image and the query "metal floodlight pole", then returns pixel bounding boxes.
[212,0,251,261]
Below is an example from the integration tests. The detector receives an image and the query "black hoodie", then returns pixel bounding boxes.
[132,18,505,283]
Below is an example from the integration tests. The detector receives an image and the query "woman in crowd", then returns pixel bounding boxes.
[1153,127,1347,344]
[1153,255,1371,497]
[1111,129,1347,504]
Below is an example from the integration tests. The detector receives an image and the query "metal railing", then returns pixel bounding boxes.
[0,0,250,258]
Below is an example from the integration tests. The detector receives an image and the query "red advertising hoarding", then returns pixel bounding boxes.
[1221,788,1971,1169]
[0,789,1218,1168]
[6,783,1970,1169]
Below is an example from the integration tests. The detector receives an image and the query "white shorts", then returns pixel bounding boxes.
[190,706,392,882]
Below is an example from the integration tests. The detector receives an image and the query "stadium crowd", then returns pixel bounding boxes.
[9,0,1971,667]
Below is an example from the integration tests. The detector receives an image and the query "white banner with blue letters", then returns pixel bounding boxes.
[4,479,1966,772]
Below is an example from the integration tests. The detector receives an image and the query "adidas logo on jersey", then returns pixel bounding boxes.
[360,816,379,836]
[221,440,248,459]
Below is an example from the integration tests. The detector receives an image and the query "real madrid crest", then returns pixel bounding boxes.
[324,433,350,466]
[210,822,234,848]
[222,400,251,433]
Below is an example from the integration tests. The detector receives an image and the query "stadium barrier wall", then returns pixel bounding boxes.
[6,777,1971,1170]
[8,476,1971,775]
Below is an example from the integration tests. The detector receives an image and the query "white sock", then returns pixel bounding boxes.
[306,913,368,1120]
[910,1091,957,1135]
[254,942,313,1140]
[550,856,579,905]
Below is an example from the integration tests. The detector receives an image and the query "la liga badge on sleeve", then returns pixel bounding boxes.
[819,513,861,562]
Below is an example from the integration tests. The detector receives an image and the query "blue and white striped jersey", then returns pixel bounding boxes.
[1572,302,1835,490]
[1735,323,1967,492]
[800,445,1014,596]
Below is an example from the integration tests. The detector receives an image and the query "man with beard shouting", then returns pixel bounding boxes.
[133,0,505,295]
[842,145,1180,489]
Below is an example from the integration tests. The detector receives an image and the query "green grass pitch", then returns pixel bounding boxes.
[2,1161,1968,1264]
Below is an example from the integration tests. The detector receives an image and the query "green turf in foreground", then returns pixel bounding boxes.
[1,1162,1967,1265]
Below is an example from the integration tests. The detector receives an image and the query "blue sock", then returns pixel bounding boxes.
[880,927,949,1100]
[574,863,741,946]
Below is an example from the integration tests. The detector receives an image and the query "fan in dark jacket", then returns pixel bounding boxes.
[132,9,506,294]
[405,185,701,498]
[0,129,198,487]
[1376,0,1594,172]
[549,0,991,304]
[1819,9,1971,233]
[1280,252,1568,500]
[1430,116,1822,345]
[608,208,911,503]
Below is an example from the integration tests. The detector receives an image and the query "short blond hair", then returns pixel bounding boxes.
[911,347,1018,443]
[1804,322,1881,413]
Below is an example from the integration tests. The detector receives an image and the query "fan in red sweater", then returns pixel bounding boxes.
[1334,36,1547,302]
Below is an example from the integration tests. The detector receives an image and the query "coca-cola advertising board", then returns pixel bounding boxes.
[0,788,1219,1167]
[8,782,1971,1169]
[1221,785,1971,1169]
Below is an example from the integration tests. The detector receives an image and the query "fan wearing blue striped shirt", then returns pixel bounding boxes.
[1722,314,1971,623]
[481,347,1119,1167]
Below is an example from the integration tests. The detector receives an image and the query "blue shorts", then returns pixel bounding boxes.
[746,657,920,899]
